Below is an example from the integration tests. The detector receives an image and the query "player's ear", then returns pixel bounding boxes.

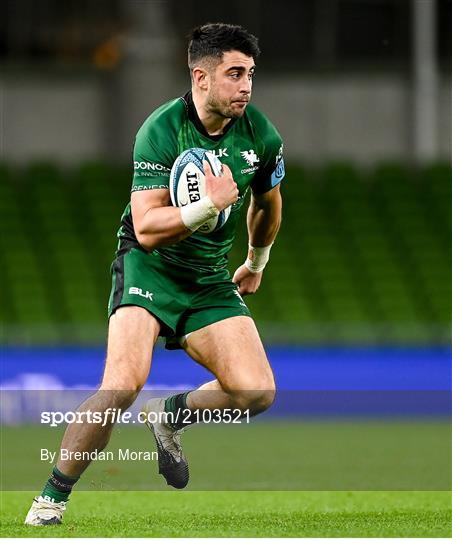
[192,67,209,91]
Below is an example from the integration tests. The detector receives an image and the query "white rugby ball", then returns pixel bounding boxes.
[169,147,231,234]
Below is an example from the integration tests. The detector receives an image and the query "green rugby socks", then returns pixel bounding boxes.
[164,392,197,430]
[41,466,79,503]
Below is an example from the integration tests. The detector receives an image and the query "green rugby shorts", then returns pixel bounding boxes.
[108,247,251,348]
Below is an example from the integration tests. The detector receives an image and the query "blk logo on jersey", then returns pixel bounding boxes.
[210,148,229,158]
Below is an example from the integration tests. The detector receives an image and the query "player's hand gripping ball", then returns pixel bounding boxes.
[169,148,232,234]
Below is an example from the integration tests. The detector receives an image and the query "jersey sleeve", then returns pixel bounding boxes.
[131,102,181,192]
[250,127,285,195]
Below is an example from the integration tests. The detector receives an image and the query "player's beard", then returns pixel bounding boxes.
[206,90,248,119]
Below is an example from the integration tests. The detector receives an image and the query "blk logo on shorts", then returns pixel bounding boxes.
[129,287,154,301]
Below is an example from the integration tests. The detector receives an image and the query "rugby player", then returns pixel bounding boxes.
[26,22,285,525]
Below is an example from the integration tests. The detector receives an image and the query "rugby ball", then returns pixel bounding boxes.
[169,148,231,234]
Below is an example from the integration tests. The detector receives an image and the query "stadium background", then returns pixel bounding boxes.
[1,0,450,384]
[0,0,451,535]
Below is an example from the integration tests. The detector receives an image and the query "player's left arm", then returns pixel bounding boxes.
[233,119,285,295]
[232,184,282,295]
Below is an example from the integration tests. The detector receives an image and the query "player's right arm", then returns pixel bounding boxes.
[132,162,238,251]
[131,188,190,250]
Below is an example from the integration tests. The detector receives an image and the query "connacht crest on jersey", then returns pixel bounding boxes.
[240,149,260,167]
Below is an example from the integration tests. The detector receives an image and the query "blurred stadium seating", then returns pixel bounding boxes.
[1,160,450,345]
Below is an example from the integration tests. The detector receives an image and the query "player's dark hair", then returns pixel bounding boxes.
[188,23,260,70]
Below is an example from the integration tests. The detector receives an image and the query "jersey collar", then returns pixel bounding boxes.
[182,91,238,142]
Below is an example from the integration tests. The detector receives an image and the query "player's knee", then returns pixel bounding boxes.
[248,385,276,415]
[96,387,140,410]
[226,377,276,415]
[99,377,145,409]
[258,386,276,412]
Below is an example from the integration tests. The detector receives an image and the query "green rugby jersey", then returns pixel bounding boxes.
[117,91,285,271]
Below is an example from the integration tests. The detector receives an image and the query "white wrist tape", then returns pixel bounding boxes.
[244,243,273,273]
[180,196,219,232]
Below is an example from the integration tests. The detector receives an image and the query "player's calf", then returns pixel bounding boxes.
[25,388,143,525]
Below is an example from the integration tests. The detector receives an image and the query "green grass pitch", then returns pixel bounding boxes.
[1,491,451,537]
[1,422,450,536]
